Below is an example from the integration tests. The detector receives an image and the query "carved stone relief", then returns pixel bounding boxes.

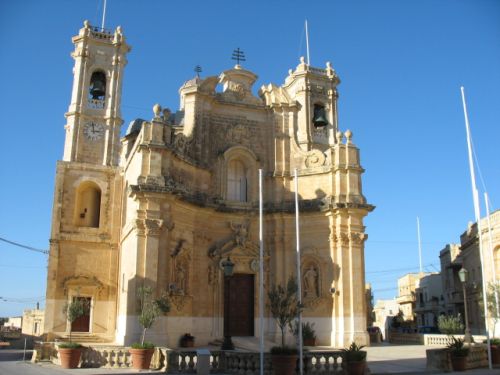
[169,239,192,310]
[304,149,326,168]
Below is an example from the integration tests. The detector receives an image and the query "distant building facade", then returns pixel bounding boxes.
[22,307,44,337]
[373,299,399,339]
[396,273,426,323]
[44,22,374,347]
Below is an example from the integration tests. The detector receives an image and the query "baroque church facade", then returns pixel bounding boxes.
[44,21,374,348]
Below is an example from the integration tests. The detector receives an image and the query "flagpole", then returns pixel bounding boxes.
[417,217,423,274]
[101,0,107,29]
[305,20,310,66]
[460,86,492,369]
[259,169,264,375]
[294,168,303,375]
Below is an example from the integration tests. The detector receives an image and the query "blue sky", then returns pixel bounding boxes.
[0,0,499,317]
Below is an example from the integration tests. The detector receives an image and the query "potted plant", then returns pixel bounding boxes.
[130,286,170,370]
[447,337,469,371]
[268,276,304,375]
[180,333,195,347]
[484,338,500,365]
[293,321,317,346]
[341,342,367,375]
[58,297,89,369]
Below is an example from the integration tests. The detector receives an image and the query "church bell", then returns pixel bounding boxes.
[89,72,106,99]
[312,105,328,127]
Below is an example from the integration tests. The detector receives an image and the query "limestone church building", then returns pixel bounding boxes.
[44,21,374,348]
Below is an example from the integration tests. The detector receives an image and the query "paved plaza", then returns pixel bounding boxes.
[0,345,499,375]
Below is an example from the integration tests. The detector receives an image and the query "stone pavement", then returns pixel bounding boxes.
[1,345,499,375]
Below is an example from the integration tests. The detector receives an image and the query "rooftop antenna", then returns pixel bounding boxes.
[231,48,246,67]
[101,0,107,30]
[194,65,202,78]
[416,217,423,274]
[305,20,311,65]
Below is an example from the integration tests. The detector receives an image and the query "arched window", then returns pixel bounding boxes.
[227,159,247,202]
[74,182,101,228]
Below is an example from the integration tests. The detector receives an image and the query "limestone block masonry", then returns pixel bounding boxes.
[44,21,374,349]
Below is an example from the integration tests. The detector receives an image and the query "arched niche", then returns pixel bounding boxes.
[73,181,102,228]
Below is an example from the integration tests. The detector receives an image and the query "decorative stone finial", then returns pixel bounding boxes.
[300,56,305,64]
[345,129,353,143]
[288,69,293,75]
[326,61,332,69]
[117,26,122,34]
[84,20,90,28]
[336,131,344,143]
[153,104,162,118]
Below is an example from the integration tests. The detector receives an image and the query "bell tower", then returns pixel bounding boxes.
[283,57,340,149]
[63,20,130,166]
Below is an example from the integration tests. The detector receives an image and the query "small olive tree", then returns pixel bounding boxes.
[486,281,500,338]
[63,297,89,344]
[136,286,170,347]
[267,276,304,350]
[438,314,464,335]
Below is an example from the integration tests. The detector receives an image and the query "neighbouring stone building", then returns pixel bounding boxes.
[396,273,427,323]
[44,21,374,347]
[414,273,444,328]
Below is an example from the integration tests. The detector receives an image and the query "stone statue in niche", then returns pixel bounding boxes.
[176,265,186,295]
[230,220,249,247]
[303,265,319,298]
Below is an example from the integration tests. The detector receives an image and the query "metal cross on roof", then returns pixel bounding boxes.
[194,65,202,77]
[231,48,246,65]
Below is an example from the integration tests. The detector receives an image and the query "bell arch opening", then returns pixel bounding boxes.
[74,181,101,228]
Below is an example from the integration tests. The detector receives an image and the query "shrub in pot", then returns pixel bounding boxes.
[180,333,195,347]
[59,297,89,369]
[130,286,170,370]
[293,321,317,346]
[447,337,469,372]
[341,342,367,375]
[268,276,304,375]
[485,338,500,365]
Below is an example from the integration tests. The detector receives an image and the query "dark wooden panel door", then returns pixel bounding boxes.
[224,274,254,336]
[71,297,91,332]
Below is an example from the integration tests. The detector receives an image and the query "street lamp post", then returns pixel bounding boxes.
[458,267,473,345]
[221,256,235,350]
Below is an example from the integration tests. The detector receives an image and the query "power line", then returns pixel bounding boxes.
[366,264,434,274]
[0,237,48,255]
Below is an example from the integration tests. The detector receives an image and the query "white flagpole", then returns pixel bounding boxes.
[417,217,423,274]
[259,169,264,375]
[484,193,499,329]
[101,0,107,29]
[294,168,303,375]
[305,20,310,66]
[461,86,492,369]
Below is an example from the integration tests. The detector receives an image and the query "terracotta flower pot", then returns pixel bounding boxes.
[58,347,82,369]
[271,354,297,375]
[490,345,500,365]
[450,355,467,372]
[346,360,366,375]
[129,348,154,370]
[303,338,316,346]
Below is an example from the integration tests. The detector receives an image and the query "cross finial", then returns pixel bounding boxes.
[194,65,202,77]
[231,48,246,66]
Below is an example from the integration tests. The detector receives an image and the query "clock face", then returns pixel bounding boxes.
[84,121,104,141]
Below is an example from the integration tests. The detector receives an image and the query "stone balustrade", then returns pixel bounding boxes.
[389,332,424,345]
[424,334,487,347]
[32,343,346,374]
